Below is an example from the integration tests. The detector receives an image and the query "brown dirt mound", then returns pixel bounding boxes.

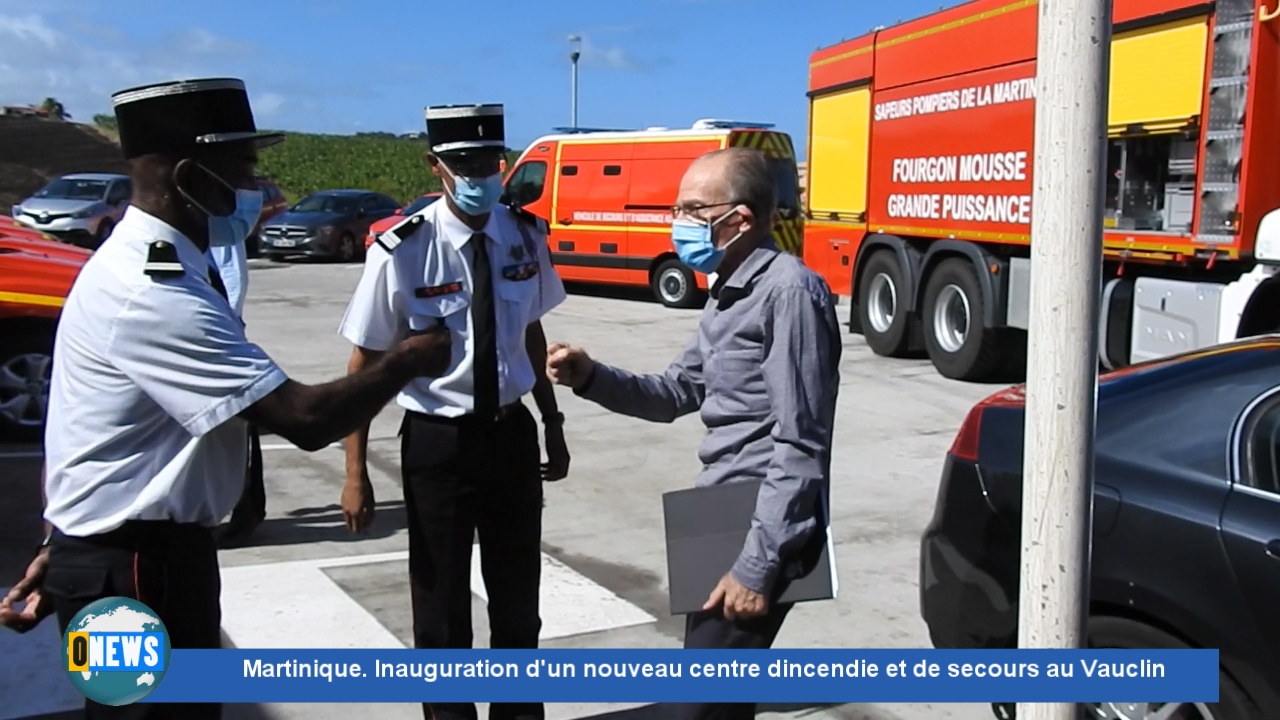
[0,116,125,208]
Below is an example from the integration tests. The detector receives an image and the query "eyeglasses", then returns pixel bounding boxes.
[670,201,742,220]
[440,154,503,177]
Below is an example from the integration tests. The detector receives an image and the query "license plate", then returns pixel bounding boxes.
[273,238,296,247]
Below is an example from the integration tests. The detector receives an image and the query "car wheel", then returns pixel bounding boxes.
[0,326,54,442]
[652,258,702,309]
[337,232,356,263]
[1084,616,1262,720]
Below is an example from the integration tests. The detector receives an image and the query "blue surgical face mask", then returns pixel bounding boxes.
[441,162,503,216]
[177,163,263,248]
[209,189,263,248]
[671,209,743,274]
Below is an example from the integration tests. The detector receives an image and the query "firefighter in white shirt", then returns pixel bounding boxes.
[339,103,570,720]
[0,77,451,720]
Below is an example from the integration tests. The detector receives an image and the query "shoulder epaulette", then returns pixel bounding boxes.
[505,204,550,235]
[143,240,184,278]
[375,213,425,252]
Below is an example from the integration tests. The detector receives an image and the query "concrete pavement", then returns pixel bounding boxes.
[1,257,1007,720]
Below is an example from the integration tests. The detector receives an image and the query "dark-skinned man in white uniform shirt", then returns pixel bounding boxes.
[0,77,452,720]
[338,103,570,720]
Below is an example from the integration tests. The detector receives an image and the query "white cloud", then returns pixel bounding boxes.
[0,11,284,123]
[0,13,58,49]
[254,92,285,117]
[577,34,643,72]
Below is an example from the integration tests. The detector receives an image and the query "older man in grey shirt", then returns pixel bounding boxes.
[547,146,841,720]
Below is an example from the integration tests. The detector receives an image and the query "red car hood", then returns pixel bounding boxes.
[0,218,88,319]
[0,217,92,263]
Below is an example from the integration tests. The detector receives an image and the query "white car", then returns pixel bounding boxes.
[12,172,132,249]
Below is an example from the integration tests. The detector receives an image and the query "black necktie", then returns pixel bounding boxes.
[470,232,499,419]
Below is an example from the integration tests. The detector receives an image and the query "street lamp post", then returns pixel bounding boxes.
[568,35,581,129]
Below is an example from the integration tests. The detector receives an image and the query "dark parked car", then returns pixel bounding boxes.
[920,336,1280,720]
[246,177,288,258]
[260,189,400,262]
[365,192,442,250]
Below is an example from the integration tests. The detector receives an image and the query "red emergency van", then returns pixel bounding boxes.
[501,119,804,308]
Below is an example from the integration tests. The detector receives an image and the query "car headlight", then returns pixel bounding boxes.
[71,208,94,219]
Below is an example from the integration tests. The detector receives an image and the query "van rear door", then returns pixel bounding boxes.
[730,130,804,255]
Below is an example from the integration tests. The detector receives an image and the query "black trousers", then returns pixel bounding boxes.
[666,602,795,720]
[401,404,544,720]
[43,521,223,720]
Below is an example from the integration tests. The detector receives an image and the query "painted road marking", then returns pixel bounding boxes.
[220,552,408,649]
[220,549,656,648]
[470,548,657,640]
[0,587,83,720]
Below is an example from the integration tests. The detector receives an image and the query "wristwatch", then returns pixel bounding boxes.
[543,411,565,426]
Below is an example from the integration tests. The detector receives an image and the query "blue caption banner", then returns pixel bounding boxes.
[142,649,1219,704]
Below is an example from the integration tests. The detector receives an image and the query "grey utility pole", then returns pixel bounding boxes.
[568,35,581,129]
[1018,0,1112,718]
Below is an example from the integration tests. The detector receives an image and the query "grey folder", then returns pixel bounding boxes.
[662,479,839,615]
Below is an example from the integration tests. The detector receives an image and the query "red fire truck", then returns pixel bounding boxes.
[803,0,1280,381]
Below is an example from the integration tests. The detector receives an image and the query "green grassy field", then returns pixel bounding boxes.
[256,131,443,204]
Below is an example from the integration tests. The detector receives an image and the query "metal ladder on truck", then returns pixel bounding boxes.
[1198,0,1254,245]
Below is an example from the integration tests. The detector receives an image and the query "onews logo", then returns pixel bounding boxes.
[62,596,171,706]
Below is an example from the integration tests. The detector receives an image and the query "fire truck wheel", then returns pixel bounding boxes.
[858,250,915,357]
[652,258,702,309]
[922,258,1004,381]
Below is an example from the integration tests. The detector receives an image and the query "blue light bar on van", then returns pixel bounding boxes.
[551,127,635,134]
[691,119,776,130]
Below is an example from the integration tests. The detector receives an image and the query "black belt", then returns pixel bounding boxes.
[54,520,214,549]
[408,401,523,425]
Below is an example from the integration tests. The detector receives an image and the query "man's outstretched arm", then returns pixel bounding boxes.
[573,332,706,423]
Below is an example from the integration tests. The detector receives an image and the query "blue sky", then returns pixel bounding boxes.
[0,0,954,159]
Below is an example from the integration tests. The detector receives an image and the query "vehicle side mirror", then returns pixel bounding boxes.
[1257,209,1280,265]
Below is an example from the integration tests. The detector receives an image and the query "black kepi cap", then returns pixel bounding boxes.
[425,104,507,156]
[111,77,286,160]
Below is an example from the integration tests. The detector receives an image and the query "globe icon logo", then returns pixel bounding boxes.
[62,596,171,706]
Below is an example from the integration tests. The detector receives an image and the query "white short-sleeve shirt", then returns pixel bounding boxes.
[338,201,567,417]
[42,206,288,537]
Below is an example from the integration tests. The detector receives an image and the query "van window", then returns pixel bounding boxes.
[603,165,622,176]
[768,155,801,217]
[505,161,548,206]
[561,165,579,176]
